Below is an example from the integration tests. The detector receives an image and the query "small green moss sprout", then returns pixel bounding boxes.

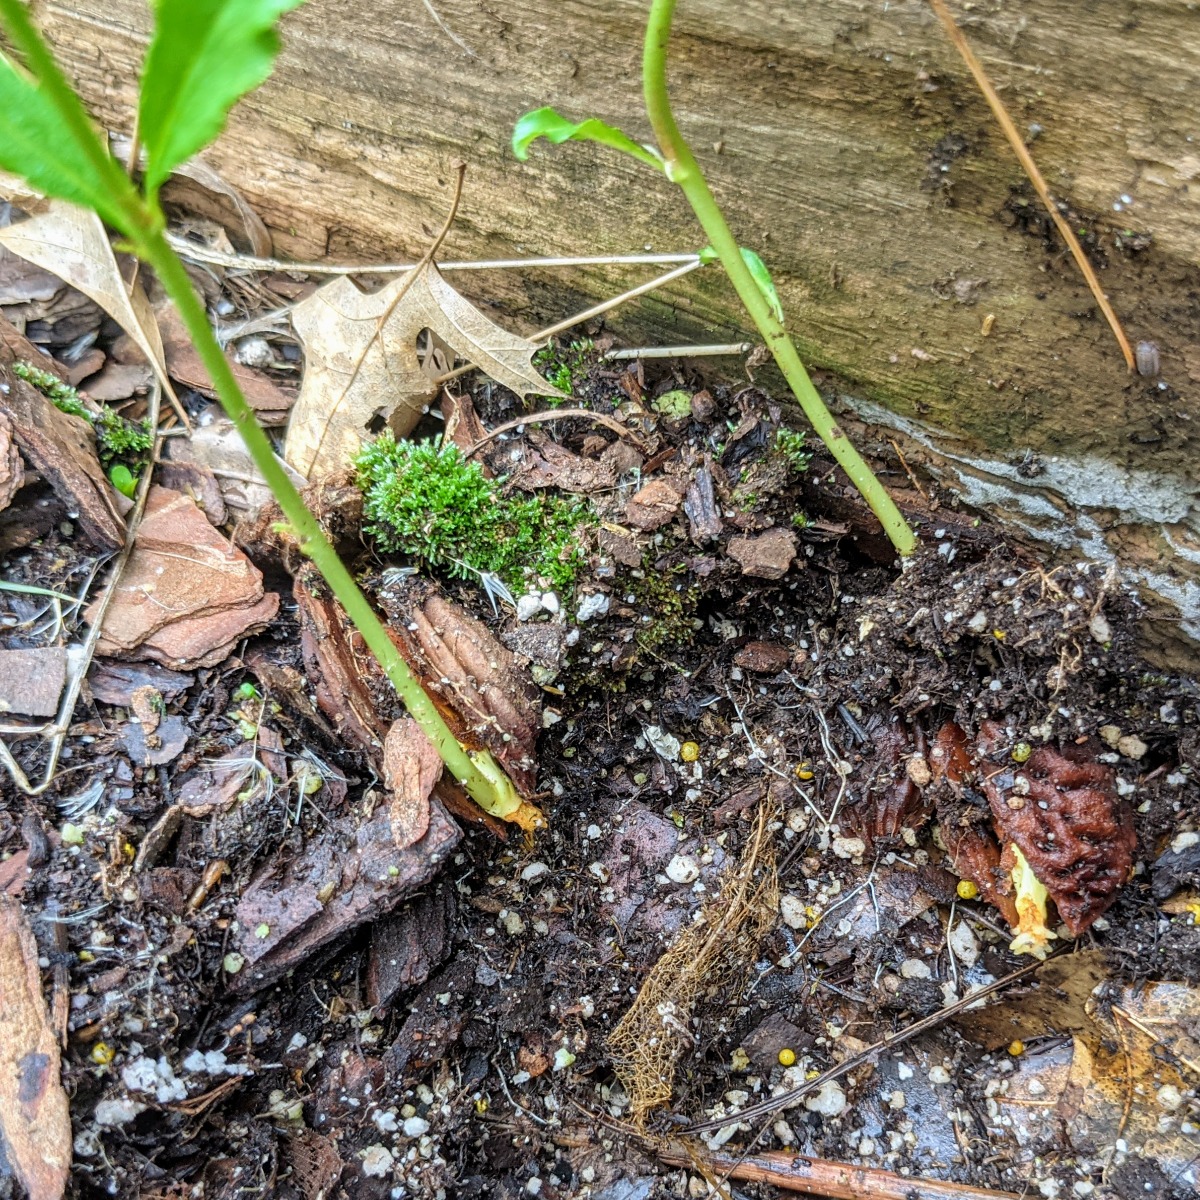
[774,426,812,473]
[533,338,594,398]
[15,360,152,467]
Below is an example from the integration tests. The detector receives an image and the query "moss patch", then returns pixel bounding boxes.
[355,432,592,598]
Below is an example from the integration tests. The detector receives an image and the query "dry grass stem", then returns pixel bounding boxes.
[928,0,1135,371]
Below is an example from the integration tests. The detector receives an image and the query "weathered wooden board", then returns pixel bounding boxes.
[31,0,1200,650]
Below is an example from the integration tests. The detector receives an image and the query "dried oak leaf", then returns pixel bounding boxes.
[841,715,931,848]
[0,195,173,395]
[975,720,1135,936]
[0,898,72,1200]
[284,262,565,480]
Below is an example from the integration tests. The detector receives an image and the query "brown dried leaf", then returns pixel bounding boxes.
[0,898,72,1200]
[840,715,931,848]
[284,262,565,479]
[0,192,176,405]
[167,160,272,257]
[383,717,444,849]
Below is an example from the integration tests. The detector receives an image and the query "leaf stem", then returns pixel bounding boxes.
[642,0,917,557]
[136,228,532,826]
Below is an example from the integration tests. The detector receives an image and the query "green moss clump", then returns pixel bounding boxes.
[355,432,592,597]
[533,338,594,398]
[14,360,152,466]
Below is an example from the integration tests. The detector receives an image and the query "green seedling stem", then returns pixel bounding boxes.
[142,235,526,824]
[0,0,530,827]
[642,0,917,557]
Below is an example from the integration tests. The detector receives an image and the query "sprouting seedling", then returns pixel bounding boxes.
[0,0,541,832]
[513,0,917,558]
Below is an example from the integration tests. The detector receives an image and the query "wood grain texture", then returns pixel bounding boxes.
[28,0,1200,644]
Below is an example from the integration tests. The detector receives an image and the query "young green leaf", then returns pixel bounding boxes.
[109,464,137,498]
[0,53,126,229]
[512,107,664,172]
[700,244,784,324]
[138,0,306,194]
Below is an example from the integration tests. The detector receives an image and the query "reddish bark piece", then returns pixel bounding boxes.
[930,722,1019,926]
[87,659,194,706]
[295,572,387,756]
[625,479,682,531]
[365,886,456,1009]
[0,412,25,510]
[440,391,489,458]
[728,527,797,579]
[90,487,277,669]
[375,574,542,794]
[0,648,67,717]
[974,720,1136,936]
[0,316,123,550]
[230,796,460,993]
[0,898,72,1200]
[733,641,792,674]
[683,465,723,544]
[382,717,443,849]
[138,590,279,669]
[843,716,931,848]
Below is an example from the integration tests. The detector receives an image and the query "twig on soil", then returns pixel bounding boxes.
[163,235,700,276]
[604,342,752,360]
[684,952,1053,1132]
[433,258,707,387]
[888,437,929,500]
[656,1142,1023,1200]
[927,0,1135,371]
[464,407,647,458]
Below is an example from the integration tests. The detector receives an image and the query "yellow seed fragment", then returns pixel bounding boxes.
[778,1048,797,1067]
[993,629,1007,641]
[956,879,980,901]
[91,1042,115,1065]
[680,741,700,763]
[1008,1040,1025,1057]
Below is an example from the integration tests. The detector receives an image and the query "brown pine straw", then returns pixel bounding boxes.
[607,804,779,1124]
[928,0,1136,372]
[657,1143,1022,1200]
